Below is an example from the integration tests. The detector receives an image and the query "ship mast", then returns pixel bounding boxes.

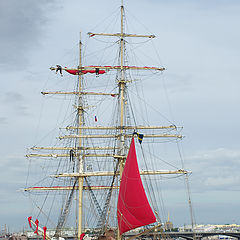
[24,2,191,240]
[77,34,84,240]
[118,3,126,239]
[119,1,126,181]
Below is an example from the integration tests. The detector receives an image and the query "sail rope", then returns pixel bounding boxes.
[127,87,177,126]
[75,61,120,228]
[127,82,169,223]
[127,92,163,223]
[124,7,156,38]
[176,141,196,229]
[54,178,78,237]
[84,176,104,219]
[96,160,119,231]
[28,194,56,227]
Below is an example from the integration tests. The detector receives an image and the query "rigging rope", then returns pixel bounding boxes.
[84,176,104,219]
[97,160,119,231]
[54,178,78,237]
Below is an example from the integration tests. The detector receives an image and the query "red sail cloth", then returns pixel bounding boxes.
[65,69,79,75]
[117,138,156,235]
[65,69,106,75]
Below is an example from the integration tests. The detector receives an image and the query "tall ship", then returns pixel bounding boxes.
[24,2,193,240]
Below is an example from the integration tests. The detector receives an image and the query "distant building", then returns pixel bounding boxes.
[179,223,240,234]
[164,213,173,230]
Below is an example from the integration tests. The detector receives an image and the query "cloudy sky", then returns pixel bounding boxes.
[0,0,240,233]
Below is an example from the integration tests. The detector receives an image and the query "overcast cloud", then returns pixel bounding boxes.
[0,0,56,69]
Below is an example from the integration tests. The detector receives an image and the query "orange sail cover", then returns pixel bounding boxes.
[117,138,156,235]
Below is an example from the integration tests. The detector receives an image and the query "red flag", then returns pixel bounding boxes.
[43,226,47,240]
[34,219,39,235]
[117,138,156,235]
[28,216,32,228]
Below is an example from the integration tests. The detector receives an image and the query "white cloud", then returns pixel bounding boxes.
[205,176,240,187]
[186,148,240,192]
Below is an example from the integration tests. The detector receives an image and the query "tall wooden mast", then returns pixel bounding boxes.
[118,5,126,239]
[119,1,126,179]
[77,34,84,239]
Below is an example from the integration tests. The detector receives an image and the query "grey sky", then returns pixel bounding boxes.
[0,0,57,69]
[0,0,240,232]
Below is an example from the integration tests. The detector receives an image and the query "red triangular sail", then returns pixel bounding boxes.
[117,138,156,235]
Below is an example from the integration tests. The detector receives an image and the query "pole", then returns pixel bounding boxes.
[77,33,84,240]
[117,3,125,240]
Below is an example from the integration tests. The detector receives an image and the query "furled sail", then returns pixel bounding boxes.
[117,137,156,235]
[65,68,106,75]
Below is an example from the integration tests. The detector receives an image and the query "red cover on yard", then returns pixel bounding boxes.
[117,138,156,235]
[65,69,79,75]
[65,69,106,75]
